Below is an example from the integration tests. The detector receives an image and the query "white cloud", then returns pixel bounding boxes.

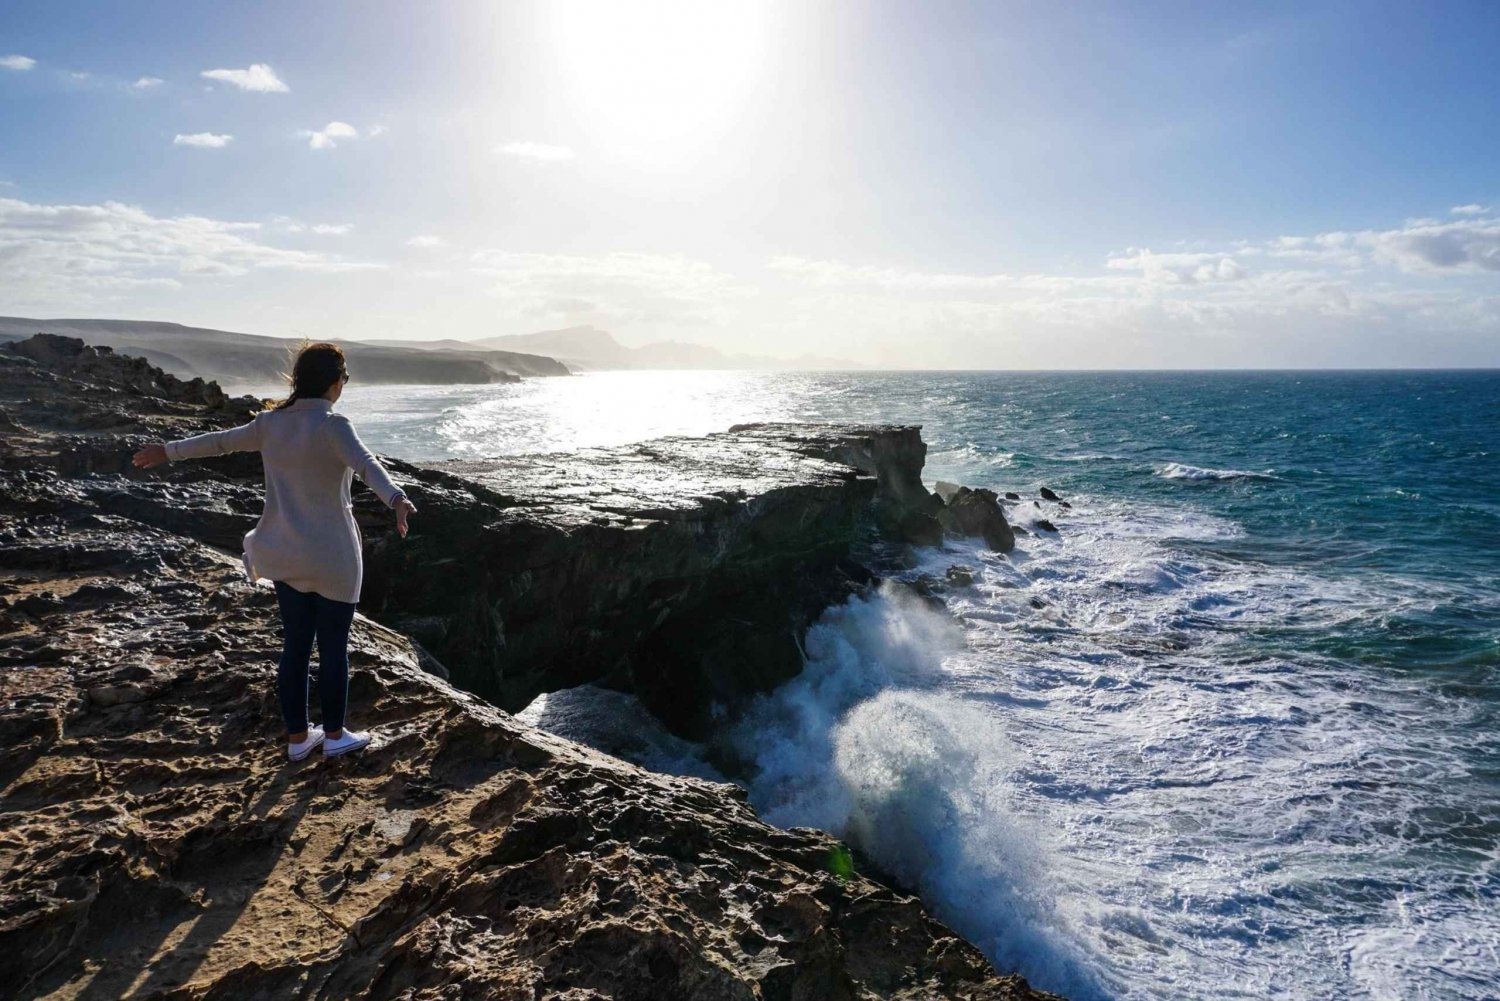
[1364,217,1500,272]
[311,224,352,235]
[1451,204,1489,217]
[302,121,359,150]
[69,71,91,81]
[757,206,1500,366]
[0,196,381,306]
[131,76,164,90]
[368,124,389,137]
[1106,249,1247,285]
[497,141,576,163]
[200,63,287,93]
[406,235,444,248]
[173,132,234,149]
[0,55,37,71]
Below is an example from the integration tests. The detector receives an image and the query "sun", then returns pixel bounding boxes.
[543,0,775,169]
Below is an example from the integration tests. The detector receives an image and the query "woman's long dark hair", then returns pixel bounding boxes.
[267,341,347,411]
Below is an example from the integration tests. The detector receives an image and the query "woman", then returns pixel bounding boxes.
[132,342,417,761]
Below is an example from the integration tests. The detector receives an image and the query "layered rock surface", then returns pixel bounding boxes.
[366,422,940,735]
[0,522,1056,1000]
[0,336,1060,1000]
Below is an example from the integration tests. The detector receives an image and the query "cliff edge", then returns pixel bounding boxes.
[0,335,1056,1000]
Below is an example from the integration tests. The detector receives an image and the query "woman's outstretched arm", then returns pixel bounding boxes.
[325,414,417,536]
[132,416,264,468]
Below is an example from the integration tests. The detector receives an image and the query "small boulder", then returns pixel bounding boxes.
[937,486,1016,553]
[1040,487,1061,502]
[1004,491,1021,501]
[945,565,976,587]
[1034,518,1058,533]
[933,481,963,504]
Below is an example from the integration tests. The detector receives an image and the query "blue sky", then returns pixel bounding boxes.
[1,0,1497,367]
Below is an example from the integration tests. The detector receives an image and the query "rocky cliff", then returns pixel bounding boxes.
[363,422,943,736]
[0,335,1053,999]
[0,336,996,739]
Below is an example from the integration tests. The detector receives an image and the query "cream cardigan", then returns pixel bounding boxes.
[166,398,405,603]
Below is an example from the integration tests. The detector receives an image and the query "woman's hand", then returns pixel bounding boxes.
[132,443,169,468]
[394,496,417,538]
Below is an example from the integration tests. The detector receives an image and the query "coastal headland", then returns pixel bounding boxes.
[0,334,1055,999]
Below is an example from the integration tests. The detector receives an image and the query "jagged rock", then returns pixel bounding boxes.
[1039,486,1061,502]
[936,486,1016,553]
[1034,518,1059,533]
[363,423,947,736]
[1004,491,1021,501]
[0,524,1057,1000]
[7,332,254,413]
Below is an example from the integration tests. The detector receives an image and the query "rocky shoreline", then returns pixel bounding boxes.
[0,335,1059,1000]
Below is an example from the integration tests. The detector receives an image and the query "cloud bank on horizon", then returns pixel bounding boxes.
[0,0,1496,368]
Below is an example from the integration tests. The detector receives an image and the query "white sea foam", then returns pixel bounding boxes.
[517,684,724,781]
[727,584,1113,999]
[306,371,1500,999]
[509,484,1499,1001]
[1155,462,1278,482]
[721,498,1500,999]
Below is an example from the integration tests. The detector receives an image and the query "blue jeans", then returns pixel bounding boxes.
[274,581,357,735]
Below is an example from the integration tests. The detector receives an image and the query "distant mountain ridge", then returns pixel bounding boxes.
[366,325,859,371]
[0,317,570,387]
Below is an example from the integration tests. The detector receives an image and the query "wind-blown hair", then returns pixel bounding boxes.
[266,341,347,411]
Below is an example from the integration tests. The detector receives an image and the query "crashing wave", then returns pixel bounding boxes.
[1156,462,1278,482]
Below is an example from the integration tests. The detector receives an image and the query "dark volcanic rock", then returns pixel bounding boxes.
[1035,518,1059,533]
[1004,491,1021,501]
[0,333,1059,1000]
[0,522,1056,1001]
[1039,486,1061,502]
[369,422,941,735]
[937,486,1017,553]
[946,564,977,587]
[7,332,253,414]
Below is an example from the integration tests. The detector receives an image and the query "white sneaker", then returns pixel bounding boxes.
[323,729,372,758]
[288,726,325,762]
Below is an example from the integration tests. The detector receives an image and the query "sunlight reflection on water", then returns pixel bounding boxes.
[300,370,829,459]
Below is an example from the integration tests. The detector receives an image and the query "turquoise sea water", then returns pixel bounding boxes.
[334,370,1500,1000]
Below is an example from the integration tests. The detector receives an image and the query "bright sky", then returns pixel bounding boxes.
[1,0,1497,368]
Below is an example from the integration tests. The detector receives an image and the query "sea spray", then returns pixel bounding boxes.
[1154,462,1278,482]
[727,583,1112,999]
[476,368,1500,1000]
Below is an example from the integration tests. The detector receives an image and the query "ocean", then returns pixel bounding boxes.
[326,369,1500,1000]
